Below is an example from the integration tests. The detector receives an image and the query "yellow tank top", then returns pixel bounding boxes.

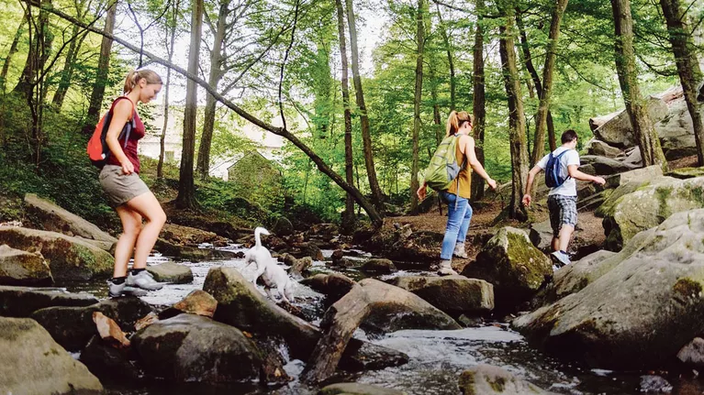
[446,135,472,199]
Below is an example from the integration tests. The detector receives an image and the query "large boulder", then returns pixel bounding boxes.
[605,165,663,189]
[0,227,113,280]
[0,244,53,286]
[585,139,623,158]
[655,97,704,159]
[600,176,704,251]
[580,155,639,175]
[593,96,669,147]
[146,262,193,284]
[391,275,494,316]
[513,209,704,369]
[0,285,98,317]
[0,317,103,395]
[360,258,397,274]
[23,193,117,245]
[31,297,152,351]
[461,227,552,309]
[300,273,356,304]
[458,364,556,395]
[132,314,264,383]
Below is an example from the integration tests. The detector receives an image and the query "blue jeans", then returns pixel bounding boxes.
[440,191,473,260]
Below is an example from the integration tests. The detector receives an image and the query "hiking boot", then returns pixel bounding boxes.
[550,251,571,268]
[453,242,468,259]
[437,260,458,276]
[126,270,165,291]
[108,279,148,298]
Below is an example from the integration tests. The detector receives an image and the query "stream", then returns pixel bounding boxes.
[57,246,704,395]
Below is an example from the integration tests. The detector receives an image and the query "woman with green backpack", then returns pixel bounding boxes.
[417,111,497,275]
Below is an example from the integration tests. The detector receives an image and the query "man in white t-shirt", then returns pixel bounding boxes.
[522,130,606,267]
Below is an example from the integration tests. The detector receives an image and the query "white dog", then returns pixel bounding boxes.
[244,227,295,303]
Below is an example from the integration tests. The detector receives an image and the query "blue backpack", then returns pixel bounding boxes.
[545,150,571,188]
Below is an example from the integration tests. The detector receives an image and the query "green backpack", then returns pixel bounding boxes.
[420,134,466,192]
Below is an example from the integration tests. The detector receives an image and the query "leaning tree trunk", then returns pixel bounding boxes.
[611,0,667,169]
[196,0,227,180]
[175,0,204,209]
[84,0,117,132]
[157,0,180,179]
[345,0,385,212]
[498,4,529,221]
[335,0,355,233]
[470,0,486,201]
[0,16,26,93]
[659,0,704,166]
[409,0,425,214]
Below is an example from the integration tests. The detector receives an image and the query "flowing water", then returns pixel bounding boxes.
[58,246,704,395]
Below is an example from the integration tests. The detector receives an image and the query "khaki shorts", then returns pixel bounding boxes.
[99,165,150,208]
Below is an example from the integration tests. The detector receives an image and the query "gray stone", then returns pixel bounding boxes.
[360,258,397,274]
[146,262,193,284]
[0,227,113,280]
[0,244,53,286]
[458,364,556,395]
[391,275,494,315]
[656,97,704,159]
[513,209,704,368]
[605,165,663,189]
[580,155,639,175]
[585,139,623,158]
[677,337,704,368]
[319,382,406,395]
[594,96,669,147]
[0,317,103,395]
[528,220,553,251]
[0,285,98,317]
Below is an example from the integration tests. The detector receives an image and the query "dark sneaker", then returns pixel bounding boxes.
[108,280,148,297]
[550,251,571,267]
[126,270,165,291]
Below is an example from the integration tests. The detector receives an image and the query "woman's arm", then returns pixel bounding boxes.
[461,135,497,190]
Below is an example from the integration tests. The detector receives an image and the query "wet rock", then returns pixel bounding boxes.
[146,262,193,284]
[458,364,556,395]
[677,337,704,368]
[272,216,294,236]
[154,238,214,261]
[308,223,340,242]
[290,256,313,277]
[360,258,397,274]
[132,314,263,383]
[593,96,669,147]
[31,297,152,351]
[585,139,623,158]
[528,220,553,251]
[300,273,356,304]
[23,193,117,246]
[365,227,444,263]
[331,249,344,264]
[458,314,483,327]
[0,285,98,317]
[303,243,325,261]
[338,341,409,371]
[80,335,141,382]
[461,227,552,310]
[161,290,218,319]
[0,244,53,286]
[600,176,704,251]
[391,275,494,316]
[319,382,406,395]
[513,209,704,369]
[0,317,103,395]
[639,375,673,393]
[160,223,227,247]
[0,227,113,280]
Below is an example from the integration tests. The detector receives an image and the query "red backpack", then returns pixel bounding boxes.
[87,97,135,168]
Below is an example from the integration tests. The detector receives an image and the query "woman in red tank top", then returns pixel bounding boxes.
[99,69,167,297]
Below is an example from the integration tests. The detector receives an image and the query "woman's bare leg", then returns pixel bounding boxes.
[124,192,166,269]
[113,206,143,277]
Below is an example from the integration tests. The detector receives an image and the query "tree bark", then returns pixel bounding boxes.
[51,25,88,109]
[0,16,26,93]
[345,0,385,212]
[175,0,204,209]
[35,0,384,227]
[498,3,529,221]
[157,0,180,179]
[470,0,486,201]
[335,0,355,233]
[659,0,704,165]
[611,0,667,169]
[435,2,455,110]
[409,0,425,214]
[196,0,228,180]
[84,0,117,132]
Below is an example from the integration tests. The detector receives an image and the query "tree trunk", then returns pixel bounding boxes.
[335,0,355,233]
[498,4,529,221]
[175,0,204,209]
[532,0,568,166]
[51,26,87,109]
[409,0,425,214]
[659,0,704,165]
[345,0,385,212]
[157,0,180,179]
[84,0,117,132]
[435,3,455,110]
[37,1,384,227]
[0,16,26,93]
[196,0,227,180]
[611,0,667,169]
[470,0,486,201]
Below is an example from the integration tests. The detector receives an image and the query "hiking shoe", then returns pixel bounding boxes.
[437,260,458,276]
[550,251,571,268]
[126,270,165,291]
[108,280,148,297]
[453,242,468,259]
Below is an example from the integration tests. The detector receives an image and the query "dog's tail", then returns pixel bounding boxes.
[254,227,270,248]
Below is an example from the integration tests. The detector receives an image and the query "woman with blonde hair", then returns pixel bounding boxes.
[417,110,497,275]
[99,69,166,297]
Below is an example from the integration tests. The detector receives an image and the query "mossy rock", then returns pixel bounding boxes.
[458,364,555,394]
[666,167,704,180]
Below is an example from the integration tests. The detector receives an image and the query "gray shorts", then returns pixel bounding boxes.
[99,165,150,208]
[547,194,577,236]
